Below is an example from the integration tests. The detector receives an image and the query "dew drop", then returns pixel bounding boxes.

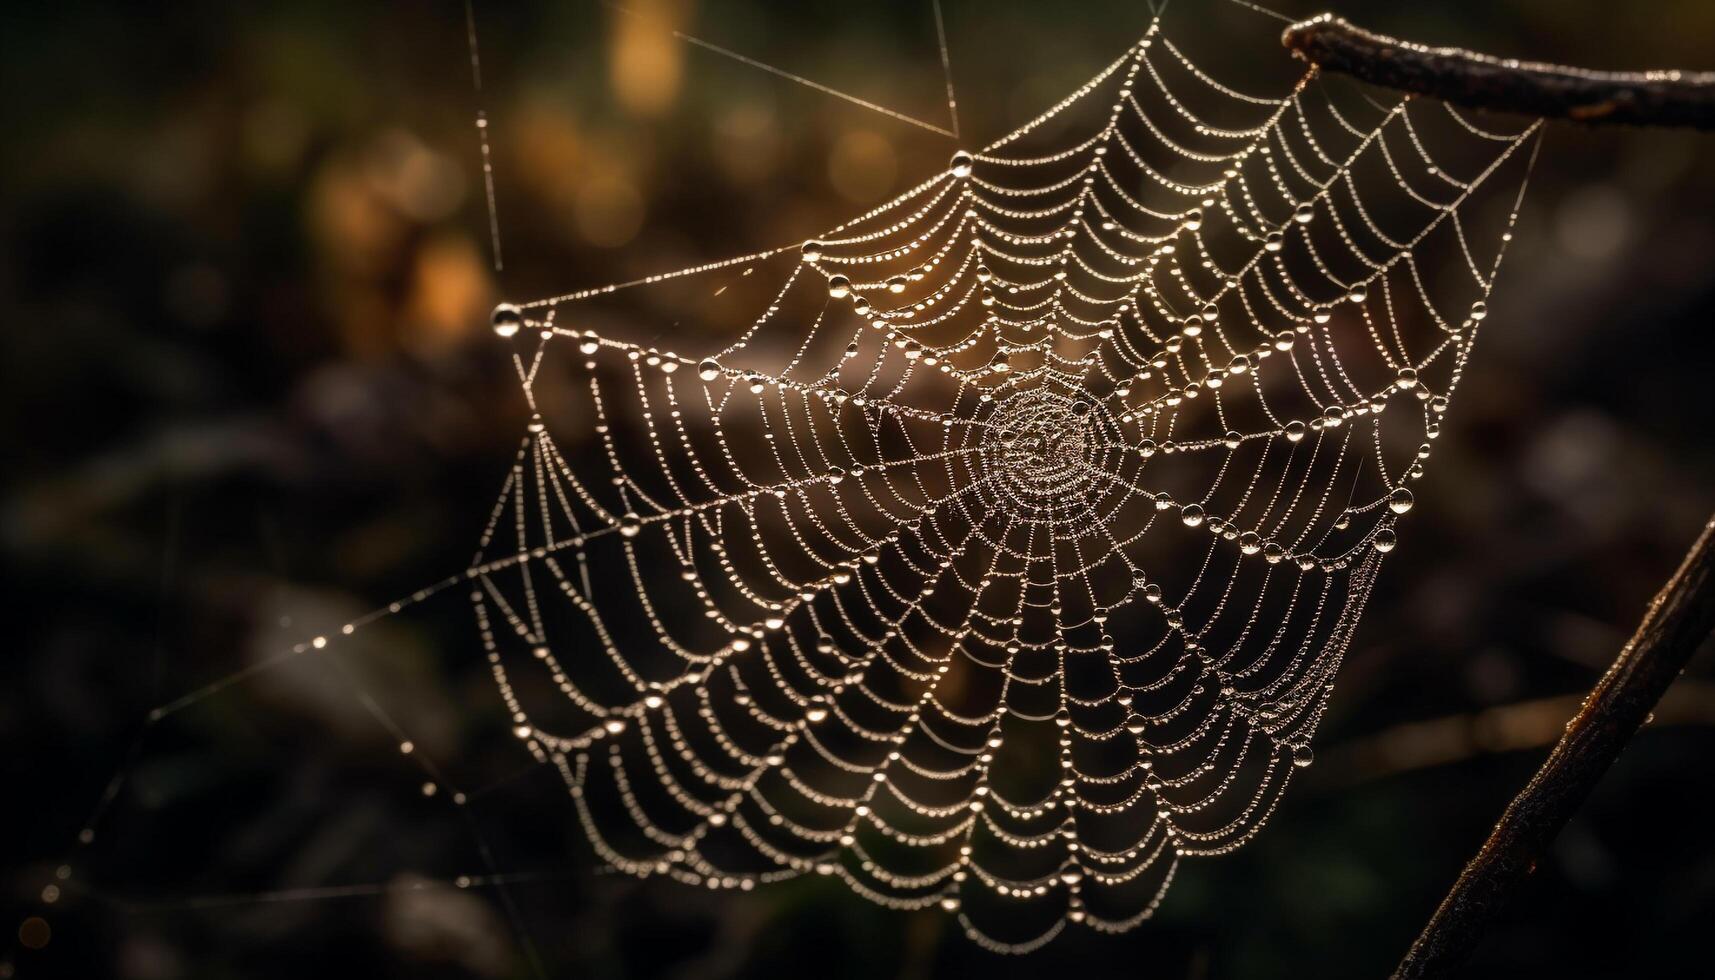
[949,150,975,178]
[698,358,722,382]
[1389,487,1415,515]
[1180,504,1205,528]
[490,302,524,338]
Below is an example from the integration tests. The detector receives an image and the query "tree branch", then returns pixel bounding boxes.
[1394,514,1715,978]
[1282,14,1715,130]
[1268,13,1715,973]
[1309,681,1715,790]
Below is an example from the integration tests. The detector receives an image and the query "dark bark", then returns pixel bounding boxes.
[1283,14,1715,130]
[1270,20,1715,972]
[1393,515,1715,977]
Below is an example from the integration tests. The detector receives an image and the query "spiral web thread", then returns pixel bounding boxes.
[467,17,1542,953]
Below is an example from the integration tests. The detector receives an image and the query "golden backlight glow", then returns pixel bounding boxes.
[610,0,688,116]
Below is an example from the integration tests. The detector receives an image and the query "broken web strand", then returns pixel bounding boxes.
[474,19,1545,952]
[33,10,1552,968]
[43,560,554,977]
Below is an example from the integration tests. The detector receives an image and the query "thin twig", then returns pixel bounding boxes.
[1309,680,1715,789]
[1270,18,1715,970]
[1394,514,1715,977]
[1283,14,1715,130]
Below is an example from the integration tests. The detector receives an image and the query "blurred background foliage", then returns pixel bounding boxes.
[4,0,1715,977]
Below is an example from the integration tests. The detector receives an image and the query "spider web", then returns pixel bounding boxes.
[37,7,1553,966]
[467,16,1542,953]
